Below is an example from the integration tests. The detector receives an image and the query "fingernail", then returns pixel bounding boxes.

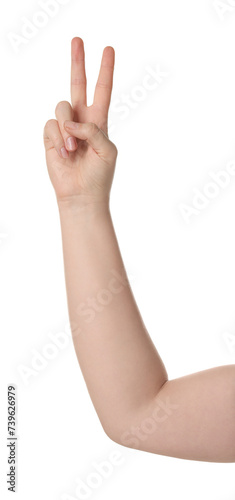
[60,147,69,159]
[66,136,77,151]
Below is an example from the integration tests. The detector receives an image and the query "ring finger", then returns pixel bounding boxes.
[55,100,78,152]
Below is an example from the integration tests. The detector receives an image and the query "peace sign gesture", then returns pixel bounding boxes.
[43,37,118,206]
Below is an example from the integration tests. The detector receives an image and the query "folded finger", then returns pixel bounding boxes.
[55,100,78,152]
[43,119,69,159]
[64,121,117,161]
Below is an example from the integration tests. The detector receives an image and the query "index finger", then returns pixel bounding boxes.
[71,37,87,107]
[93,46,115,115]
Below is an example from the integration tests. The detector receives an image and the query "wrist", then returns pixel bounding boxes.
[57,195,111,220]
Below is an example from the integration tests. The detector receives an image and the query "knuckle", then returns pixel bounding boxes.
[112,144,118,157]
[108,141,118,157]
[96,81,111,90]
[55,100,70,115]
[44,119,56,134]
[71,77,86,86]
[87,122,99,135]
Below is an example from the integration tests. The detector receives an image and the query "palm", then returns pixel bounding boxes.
[46,38,115,200]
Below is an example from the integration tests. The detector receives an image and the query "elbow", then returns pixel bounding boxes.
[100,415,143,450]
[104,426,140,450]
[102,382,171,451]
[101,408,159,451]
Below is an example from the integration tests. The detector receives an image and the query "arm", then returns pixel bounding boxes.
[57,199,168,435]
[43,37,235,463]
[57,200,235,463]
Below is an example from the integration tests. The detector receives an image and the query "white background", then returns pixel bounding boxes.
[1,0,235,498]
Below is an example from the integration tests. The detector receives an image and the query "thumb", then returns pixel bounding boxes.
[64,121,116,157]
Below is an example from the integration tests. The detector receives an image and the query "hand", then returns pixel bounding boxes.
[43,38,117,207]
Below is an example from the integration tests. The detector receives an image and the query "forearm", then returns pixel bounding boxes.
[57,200,235,462]
[57,200,168,437]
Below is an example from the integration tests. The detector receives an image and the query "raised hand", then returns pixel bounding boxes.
[43,37,117,206]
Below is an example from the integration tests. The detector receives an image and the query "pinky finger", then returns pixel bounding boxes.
[43,119,69,159]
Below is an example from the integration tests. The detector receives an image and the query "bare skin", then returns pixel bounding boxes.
[43,37,235,463]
